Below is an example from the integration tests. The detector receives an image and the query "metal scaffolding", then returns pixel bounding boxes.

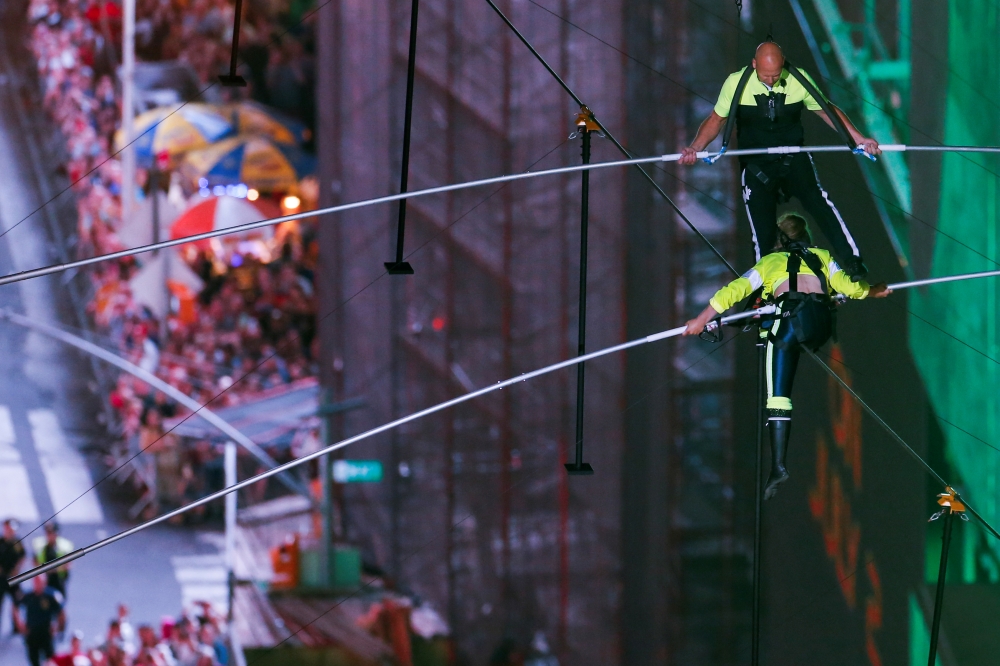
[316,0,627,661]
[621,0,743,661]
[313,0,752,661]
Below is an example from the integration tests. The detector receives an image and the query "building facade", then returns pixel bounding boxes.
[311,0,936,662]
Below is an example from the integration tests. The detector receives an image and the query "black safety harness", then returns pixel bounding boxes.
[701,243,838,347]
[708,59,865,165]
[771,243,837,351]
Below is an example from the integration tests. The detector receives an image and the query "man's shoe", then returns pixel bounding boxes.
[844,257,868,283]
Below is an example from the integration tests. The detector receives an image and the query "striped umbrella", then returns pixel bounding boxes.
[221,101,311,145]
[180,135,316,192]
[171,195,281,249]
[116,103,234,164]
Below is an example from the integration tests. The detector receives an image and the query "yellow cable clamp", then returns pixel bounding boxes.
[936,486,966,514]
[575,106,601,132]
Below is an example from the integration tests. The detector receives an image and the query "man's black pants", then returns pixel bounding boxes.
[741,153,861,265]
[25,630,54,666]
[0,578,19,625]
[45,573,66,601]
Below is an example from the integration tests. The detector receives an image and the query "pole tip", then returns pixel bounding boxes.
[564,462,595,475]
[218,75,248,87]
[384,261,415,275]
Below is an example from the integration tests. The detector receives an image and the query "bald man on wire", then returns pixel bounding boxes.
[679,42,879,281]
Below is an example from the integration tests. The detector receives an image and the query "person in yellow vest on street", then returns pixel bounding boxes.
[32,522,73,601]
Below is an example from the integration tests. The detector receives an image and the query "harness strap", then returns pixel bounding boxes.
[720,61,854,154]
[783,245,829,295]
[720,65,756,153]
[772,246,838,350]
[798,247,829,295]
[787,252,800,292]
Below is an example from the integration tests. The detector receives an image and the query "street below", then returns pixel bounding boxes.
[0,21,225,662]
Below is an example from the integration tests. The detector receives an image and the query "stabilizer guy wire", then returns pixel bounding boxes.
[4,138,572,556]
[805,350,1000,542]
[522,0,1000,262]
[217,329,746,658]
[0,144,998,289]
[8,306,774,586]
[816,348,1000,455]
[481,0,739,276]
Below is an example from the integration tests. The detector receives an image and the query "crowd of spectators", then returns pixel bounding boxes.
[107,242,320,411]
[26,0,320,516]
[51,602,231,666]
[131,0,317,123]
[113,242,320,519]
[28,0,316,257]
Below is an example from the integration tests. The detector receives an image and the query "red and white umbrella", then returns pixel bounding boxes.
[171,195,281,248]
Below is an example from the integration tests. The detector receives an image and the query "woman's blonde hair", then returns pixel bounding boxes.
[776,213,811,247]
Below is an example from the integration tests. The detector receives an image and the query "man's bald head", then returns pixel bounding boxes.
[753,42,785,86]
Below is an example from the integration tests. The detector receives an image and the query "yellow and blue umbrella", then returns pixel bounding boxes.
[180,135,316,192]
[115,103,234,164]
[221,101,311,145]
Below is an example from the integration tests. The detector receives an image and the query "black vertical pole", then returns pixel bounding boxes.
[385,0,420,275]
[566,116,594,475]
[752,336,766,666]
[219,0,247,86]
[150,167,160,254]
[927,508,956,666]
[150,166,169,341]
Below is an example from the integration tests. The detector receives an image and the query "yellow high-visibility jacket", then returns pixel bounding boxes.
[709,247,870,314]
[32,535,74,577]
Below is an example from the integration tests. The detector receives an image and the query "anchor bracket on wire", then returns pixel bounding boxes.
[569,106,603,139]
[929,486,970,522]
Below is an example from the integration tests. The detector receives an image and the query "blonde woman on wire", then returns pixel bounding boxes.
[683,213,892,498]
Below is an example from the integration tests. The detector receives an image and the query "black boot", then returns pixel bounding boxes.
[764,418,791,500]
[844,256,869,283]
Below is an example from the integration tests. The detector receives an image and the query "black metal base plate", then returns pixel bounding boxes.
[218,75,248,87]
[564,462,594,475]
[384,261,415,275]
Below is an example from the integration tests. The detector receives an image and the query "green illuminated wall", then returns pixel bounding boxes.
[909,0,1000,558]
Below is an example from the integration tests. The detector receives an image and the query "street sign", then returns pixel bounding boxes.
[332,460,383,483]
